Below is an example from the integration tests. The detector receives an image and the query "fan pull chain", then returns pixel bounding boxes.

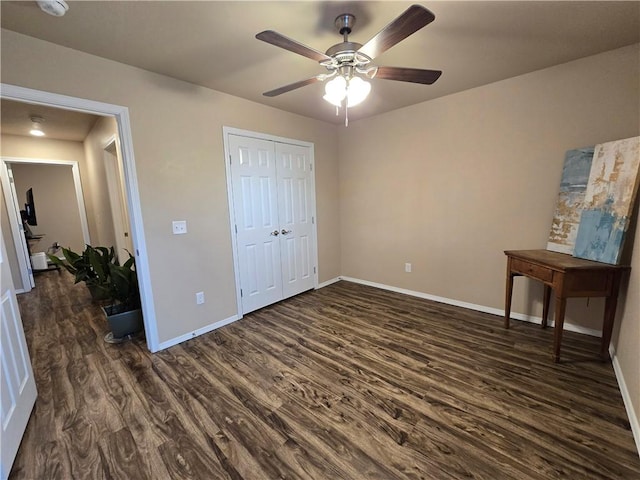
[335,106,339,116]
[345,106,349,127]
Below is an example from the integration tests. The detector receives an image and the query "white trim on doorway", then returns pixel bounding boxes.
[222,126,319,319]
[0,83,159,353]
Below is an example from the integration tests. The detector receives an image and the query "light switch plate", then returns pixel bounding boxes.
[172,220,187,235]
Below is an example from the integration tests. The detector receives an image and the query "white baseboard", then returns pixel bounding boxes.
[610,345,640,457]
[338,276,601,337]
[157,314,240,351]
[317,277,340,289]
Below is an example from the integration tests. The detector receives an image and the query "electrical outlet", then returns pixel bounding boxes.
[405,263,412,273]
[196,291,205,305]
[172,220,187,235]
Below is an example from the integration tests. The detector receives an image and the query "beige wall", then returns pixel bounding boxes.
[11,163,84,253]
[1,29,341,345]
[1,134,88,289]
[339,43,639,430]
[82,116,119,250]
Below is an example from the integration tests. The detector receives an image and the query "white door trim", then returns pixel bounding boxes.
[0,162,34,291]
[0,83,160,353]
[222,126,319,317]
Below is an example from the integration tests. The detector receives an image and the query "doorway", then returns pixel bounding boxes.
[0,84,159,352]
[1,158,91,292]
[103,136,133,263]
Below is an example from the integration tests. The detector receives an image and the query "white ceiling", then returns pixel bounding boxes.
[1,1,639,128]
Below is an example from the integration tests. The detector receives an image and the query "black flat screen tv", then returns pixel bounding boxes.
[24,188,37,226]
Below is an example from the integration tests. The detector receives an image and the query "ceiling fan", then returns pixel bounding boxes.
[256,4,442,122]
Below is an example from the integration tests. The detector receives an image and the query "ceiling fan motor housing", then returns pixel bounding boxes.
[325,42,363,58]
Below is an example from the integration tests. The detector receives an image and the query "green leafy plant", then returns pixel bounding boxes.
[48,245,115,299]
[48,245,140,312]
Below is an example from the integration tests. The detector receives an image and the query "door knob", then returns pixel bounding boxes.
[281,229,292,235]
[270,230,279,236]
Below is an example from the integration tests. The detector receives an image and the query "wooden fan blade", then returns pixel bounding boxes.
[256,30,331,63]
[375,66,442,85]
[263,77,322,97]
[358,5,435,60]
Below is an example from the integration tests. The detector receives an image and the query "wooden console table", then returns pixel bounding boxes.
[504,249,629,362]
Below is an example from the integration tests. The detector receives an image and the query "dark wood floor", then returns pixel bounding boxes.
[10,270,640,479]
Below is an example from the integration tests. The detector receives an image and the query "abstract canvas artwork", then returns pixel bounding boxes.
[547,147,595,254]
[573,136,640,264]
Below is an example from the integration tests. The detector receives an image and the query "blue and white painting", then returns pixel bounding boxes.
[574,136,640,264]
[547,147,595,254]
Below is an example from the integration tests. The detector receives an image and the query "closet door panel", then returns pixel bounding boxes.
[276,143,315,299]
[229,135,283,313]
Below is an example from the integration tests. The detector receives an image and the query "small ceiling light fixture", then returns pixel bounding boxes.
[29,116,46,137]
[37,0,69,17]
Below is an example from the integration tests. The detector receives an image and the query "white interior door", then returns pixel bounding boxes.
[229,134,283,313]
[276,142,315,299]
[0,231,37,479]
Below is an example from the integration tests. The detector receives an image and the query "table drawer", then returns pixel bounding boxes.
[511,258,553,283]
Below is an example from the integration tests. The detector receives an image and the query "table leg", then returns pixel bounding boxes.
[504,262,514,329]
[541,284,551,329]
[553,296,567,363]
[601,272,622,361]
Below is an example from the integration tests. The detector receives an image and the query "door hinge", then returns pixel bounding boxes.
[229,155,232,165]
[314,266,316,274]
[240,289,243,297]
[310,163,313,171]
[312,216,315,224]
[234,224,237,233]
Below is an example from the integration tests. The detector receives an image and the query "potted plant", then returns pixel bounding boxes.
[101,252,144,343]
[48,245,144,343]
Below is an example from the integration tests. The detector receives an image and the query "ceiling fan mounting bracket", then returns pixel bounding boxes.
[335,13,356,36]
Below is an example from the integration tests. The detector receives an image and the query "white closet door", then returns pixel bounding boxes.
[229,134,283,313]
[276,142,315,299]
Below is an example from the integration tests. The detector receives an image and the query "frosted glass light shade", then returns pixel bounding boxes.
[346,77,371,107]
[323,76,347,107]
[29,125,45,137]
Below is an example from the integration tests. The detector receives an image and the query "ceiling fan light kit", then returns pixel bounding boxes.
[256,4,442,126]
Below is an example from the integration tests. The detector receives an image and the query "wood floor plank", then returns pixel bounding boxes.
[98,428,151,480]
[10,272,640,479]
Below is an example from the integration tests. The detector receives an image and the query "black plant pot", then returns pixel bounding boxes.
[102,305,143,342]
